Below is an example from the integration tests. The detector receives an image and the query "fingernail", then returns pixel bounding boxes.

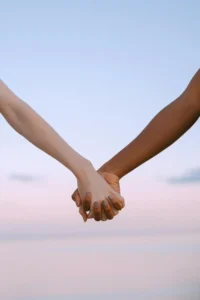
[108,195,114,201]
[103,200,108,207]
[94,202,99,208]
[115,203,122,210]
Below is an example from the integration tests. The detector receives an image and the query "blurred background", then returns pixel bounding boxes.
[0,0,200,299]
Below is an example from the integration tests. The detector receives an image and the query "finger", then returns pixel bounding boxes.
[106,197,119,216]
[114,192,125,208]
[88,210,94,219]
[79,206,88,222]
[71,190,76,202]
[101,208,107,221]
[71,189,81,207]
[102,200,114,220]
[83,192,92,212]
[93,202,101,221]
[113,208,119,216]
[108,195,123,210]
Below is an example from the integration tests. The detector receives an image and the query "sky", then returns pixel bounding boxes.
[0,0,200,235]
[0,1,200,299]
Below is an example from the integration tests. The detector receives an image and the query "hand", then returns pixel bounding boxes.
[76,169,124,222]
[72,171,125,222]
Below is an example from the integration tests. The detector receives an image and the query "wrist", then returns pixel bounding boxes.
[71,156,95,180]
[98,161,122,179]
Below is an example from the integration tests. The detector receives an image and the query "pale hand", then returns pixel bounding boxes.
[72,171,125,222]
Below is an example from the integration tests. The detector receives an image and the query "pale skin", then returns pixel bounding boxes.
[0,80,125,221]
[72,69,200,221]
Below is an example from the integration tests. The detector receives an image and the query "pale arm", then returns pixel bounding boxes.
[0,80,90,178]
[0,80,124,219]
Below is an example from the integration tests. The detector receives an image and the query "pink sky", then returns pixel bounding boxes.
[0,174,199,236]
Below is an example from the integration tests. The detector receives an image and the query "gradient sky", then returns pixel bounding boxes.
[0,0,200,234]
[1,1,200,299]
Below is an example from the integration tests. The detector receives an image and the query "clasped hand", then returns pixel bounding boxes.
[71,163,125,222]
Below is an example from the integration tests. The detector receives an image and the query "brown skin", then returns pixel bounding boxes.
[72,172,121,222]
[72,69,200,221]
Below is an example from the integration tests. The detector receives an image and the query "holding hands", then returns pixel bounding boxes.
[1,68,200,224]
[0,79,125,223]
[73,165,125,222]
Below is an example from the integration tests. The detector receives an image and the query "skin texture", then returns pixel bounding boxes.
[72,69,200,221]
[0,80,124,219]
[77,171,123,221]
[72,171,121,222]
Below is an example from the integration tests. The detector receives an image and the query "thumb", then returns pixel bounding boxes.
[79,206,88,222]
[87,210,94,219]
[71,189,81,207]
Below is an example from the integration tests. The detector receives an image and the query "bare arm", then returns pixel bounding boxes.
[99,69,200,178]
[0,80,89,178]
[0,80,124,219]
[72,69,200,220]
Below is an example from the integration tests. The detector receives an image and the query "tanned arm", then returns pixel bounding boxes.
[99,69,200,178]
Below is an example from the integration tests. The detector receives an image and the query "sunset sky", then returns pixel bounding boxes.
[1,1,200,299]
[0,0,200,238]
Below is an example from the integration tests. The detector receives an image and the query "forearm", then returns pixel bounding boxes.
[99,69,200,178]
[0,81,91,178]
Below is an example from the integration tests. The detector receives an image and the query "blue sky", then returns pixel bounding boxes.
[1,0,199,175]
[0,2,200,300]
[0,0,199,229]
